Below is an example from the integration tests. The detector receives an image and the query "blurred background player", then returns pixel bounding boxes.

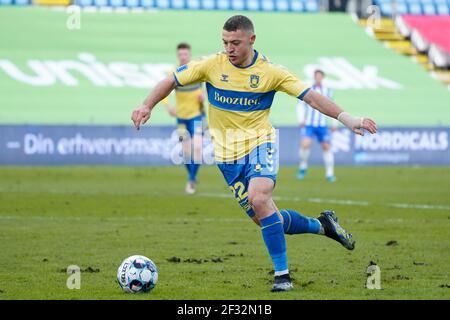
[297,69,337,182]
[162,43,206,194]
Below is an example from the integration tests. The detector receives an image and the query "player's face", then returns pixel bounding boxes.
[222,29,255,66]
[177,48,191,66]
[314,72,324,85]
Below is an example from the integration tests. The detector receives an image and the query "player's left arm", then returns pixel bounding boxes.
[303,90,377,135]
[274,66,377,136]
[326,89,339,131]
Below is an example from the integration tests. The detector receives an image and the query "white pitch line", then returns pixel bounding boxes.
[267,194,369,206]
[0,215,247,223]
[0,190,448,212]
[389,203,450,211]
[0,215,433,225]
[196,192,450,211]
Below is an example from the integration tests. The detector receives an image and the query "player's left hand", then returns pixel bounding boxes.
[131,105,151,130]
[354,118,377,136]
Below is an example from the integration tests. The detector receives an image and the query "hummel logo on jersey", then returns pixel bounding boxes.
[220,74,229,82]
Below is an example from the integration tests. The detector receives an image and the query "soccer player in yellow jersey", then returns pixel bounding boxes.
[162,43,206,194]
[132,15,377,292]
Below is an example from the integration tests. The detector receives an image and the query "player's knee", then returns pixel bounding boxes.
[248,192,271,211]
[302,139,312,149]
[322,143,330,151]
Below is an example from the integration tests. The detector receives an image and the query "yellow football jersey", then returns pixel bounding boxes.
[173,51,310,162]
[162,67,204,120]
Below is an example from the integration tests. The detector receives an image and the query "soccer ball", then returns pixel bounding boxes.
[117,255,158,293]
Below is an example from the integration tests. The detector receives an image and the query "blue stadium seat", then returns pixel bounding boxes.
[0,0,325,13]
[261,0,275,11]
[379,3,393,16]
[420,0,436,15]
[378,0,408,16]
[172,0,186,9]
[141,0,155,8]
[290,0,305,12]
[230,0,245,10]
[395,1,409,14]
[109,0,124,7]
[156,0,170,9]
[304,0,319,12]
[407,0,423,14]
[198,0,213,9]
[217,0,231,10]
[124,0,140,7]
[185,0,200,9]
[375,0,450,15]
[275,0,290,12]
[245,0,259,11]
[435,0,450,15]
[93,0,109,6]
[76,0,93,6]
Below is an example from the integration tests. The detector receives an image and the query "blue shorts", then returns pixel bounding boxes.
[217,142,279,218]
[177,114,204,139]
[302,125,331,144]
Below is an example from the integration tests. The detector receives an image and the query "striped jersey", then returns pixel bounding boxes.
[297,85,333,127]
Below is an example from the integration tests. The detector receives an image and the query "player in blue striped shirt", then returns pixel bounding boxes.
[297,70,337,182]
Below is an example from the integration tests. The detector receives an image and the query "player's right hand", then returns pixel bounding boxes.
[131,105,151,130]
[354,117,377,136]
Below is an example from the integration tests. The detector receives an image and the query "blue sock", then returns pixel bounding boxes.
[190,164,200,181]
[280,209,321,235]
[260,213,288,273]
[184,164,193,181]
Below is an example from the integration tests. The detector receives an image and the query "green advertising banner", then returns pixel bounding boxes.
[1,7,449,126]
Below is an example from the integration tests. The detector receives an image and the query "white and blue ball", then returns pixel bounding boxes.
[117,255,158,293]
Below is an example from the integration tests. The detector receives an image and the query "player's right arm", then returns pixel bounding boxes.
[131,75,177,130]
[131,57,212,130]
[303,90,377,135]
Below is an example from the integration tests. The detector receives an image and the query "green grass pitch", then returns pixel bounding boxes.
[0,166,449,299]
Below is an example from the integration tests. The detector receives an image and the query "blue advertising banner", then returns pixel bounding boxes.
[0,125,449,166]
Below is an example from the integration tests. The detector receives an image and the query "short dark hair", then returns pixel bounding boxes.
[223,15,254,33]
[314,69,325,76]
[177,42,191,50]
